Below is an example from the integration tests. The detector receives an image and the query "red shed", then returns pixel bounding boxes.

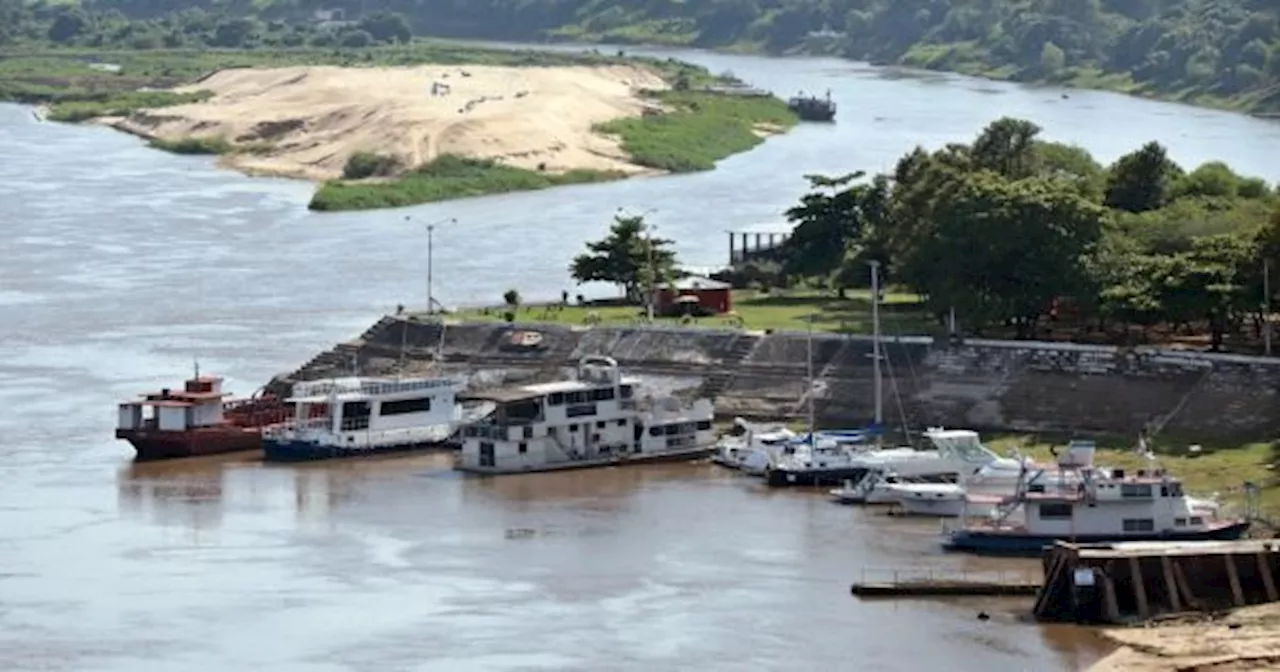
[656,276,733,315]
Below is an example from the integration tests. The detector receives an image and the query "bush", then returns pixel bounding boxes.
[342,151,403,179]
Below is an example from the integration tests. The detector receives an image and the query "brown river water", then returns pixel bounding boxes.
[5,44,1280,670]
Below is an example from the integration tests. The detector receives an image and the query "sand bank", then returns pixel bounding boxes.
[1089,603,1280,671]
[107,64,670,181]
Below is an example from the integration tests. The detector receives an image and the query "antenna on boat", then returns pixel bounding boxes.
[806,313,816,446]
[193,355,200,381]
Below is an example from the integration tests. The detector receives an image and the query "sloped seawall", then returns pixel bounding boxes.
[274,316,1280,441]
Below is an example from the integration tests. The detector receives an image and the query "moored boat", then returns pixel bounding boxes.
[116,371,290,460]
[262,375,464,462]
[711,418,796,475]
[454,356,716,475]
[942,457,1249,557]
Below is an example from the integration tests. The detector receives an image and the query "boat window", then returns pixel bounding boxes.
[596,421,606,429]
[566,403,597,418]
[1169,483,1183,497]
[1038,503,1073,520]
[616,419,627,427]
[1120,484,1153,498]
[1175,517,1187,526]
[664,424,682,436]
[649,426,663,437]
[380,397,430,416]
[1122,518,1155,532]
[523,426,533,439]
[499,399,542,425]
[566,391,586,404]
[518,442,527,454]
[569,424,578,432]
[1190,516,1204,525]
[620,385,633,399]
[591,387,615,401]
[548,392,565,406]
[696,420,712,431]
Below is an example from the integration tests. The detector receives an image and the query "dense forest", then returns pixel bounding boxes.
[2,0,1278,112]
[753,117,1280,349]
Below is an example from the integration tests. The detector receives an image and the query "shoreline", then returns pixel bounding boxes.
[1087,603,1280,671]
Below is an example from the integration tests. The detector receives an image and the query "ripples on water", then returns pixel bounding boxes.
[5,47,1279,669]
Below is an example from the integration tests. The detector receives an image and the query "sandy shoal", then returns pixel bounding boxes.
[108,64,670,181]
[1089,603,1280,671]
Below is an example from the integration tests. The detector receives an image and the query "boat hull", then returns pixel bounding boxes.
[456,445,714,476]
[262,437,454,463]
[766,466,869,488]
[943,521,1253,557]
[118,427,263,461]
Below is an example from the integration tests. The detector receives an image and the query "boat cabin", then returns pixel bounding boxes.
[279,376,462,437]
[457,356,715,472]
[1018,467,1221,537]
[117,375,228,433]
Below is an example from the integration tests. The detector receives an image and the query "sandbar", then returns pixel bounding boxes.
[1089,603,1280,671]
[107,64,671,181]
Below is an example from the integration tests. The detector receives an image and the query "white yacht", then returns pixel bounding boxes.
[262,375,465,462]
[890,438,1093,517]
[712,418,796,475]
[943,457,1249,556]
[455,356,716,475]
[829,469,937,505]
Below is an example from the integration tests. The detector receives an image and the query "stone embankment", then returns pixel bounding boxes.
[270,317,1280,440]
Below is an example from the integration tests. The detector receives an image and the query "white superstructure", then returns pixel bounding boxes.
[456,356,716,475]
[262,375,464,461]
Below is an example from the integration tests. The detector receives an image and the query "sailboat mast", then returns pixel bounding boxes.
[806,315,815,444]
[869,261,883,439]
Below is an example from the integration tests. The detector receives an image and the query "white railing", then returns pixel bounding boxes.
[293,377,461,399]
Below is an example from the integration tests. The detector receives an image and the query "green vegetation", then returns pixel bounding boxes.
[759,116,1280,352]
[148,135,232,154]
[308,155,623,212]
[451,288,931,334]
[310,90,795,211]
[4,2,1279,114]
[341,151,403,180]
[43,90,210,122]
[595,90,796,172]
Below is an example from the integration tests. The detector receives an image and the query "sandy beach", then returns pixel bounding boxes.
[106,64,671,181]
[1089,604,1280,671]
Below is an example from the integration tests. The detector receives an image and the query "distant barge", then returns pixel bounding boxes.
[788,89,836,122]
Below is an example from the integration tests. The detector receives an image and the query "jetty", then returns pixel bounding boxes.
[1033,539,1280,624]
[850,568,1041,598]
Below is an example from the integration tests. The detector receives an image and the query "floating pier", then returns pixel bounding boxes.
[1033,539,1280,624]
[850,568,1041,599]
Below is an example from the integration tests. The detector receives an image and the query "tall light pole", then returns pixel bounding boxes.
[1266,258,1273,356]
[410,216,456,315]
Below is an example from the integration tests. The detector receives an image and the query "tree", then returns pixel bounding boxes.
[570,213,677,303]
[358,12,413,44]
[970,117,1042,180]
[1040,41,1066,76]
[47,9,90,43]
[896,172,1107,337]
[782,170,892,283]
[1104,141,1181,213]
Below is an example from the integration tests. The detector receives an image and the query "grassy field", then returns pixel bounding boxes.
[308,155,624,211]
[594,89,797,172]
[448,288,933,334]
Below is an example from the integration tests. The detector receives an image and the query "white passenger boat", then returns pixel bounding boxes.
[262,374,465,462]
[455,356,716,475]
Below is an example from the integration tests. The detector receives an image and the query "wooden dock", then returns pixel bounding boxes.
[851,580,1041,597]
[1033,539,1280,624]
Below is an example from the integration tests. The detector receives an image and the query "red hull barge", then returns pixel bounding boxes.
[116,372,290,461]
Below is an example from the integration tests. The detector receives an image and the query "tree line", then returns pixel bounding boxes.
[768,116,1280,349]
[5,1,1278,114]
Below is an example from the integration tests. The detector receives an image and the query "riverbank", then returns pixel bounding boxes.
[1089,603,1280,671]
[1,44,796,211]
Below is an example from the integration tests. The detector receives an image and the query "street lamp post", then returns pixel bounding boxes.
[618,207,659,322]
[409,216,456,315]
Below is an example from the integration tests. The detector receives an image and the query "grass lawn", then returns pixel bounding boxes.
[446,288,933,334]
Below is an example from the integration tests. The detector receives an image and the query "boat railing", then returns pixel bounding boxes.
[292,377,460,399]
[263,416,331,437]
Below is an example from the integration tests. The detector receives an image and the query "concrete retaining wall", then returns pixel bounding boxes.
[277,317,1280,441]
